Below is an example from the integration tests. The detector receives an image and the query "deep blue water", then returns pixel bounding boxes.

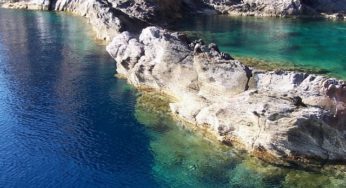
[0,9,345,188]
[0,9,158,187]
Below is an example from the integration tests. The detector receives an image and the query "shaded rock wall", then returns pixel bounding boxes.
[302,0,346,13]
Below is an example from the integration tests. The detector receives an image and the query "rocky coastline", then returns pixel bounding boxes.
[1,0,346,21]
[1,0,346,166]
[106,27,346,166]
[204,0,346,20]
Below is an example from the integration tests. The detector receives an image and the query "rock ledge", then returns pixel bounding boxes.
[107,26,346,165]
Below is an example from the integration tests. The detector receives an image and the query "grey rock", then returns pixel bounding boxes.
[203,0,346,17]
[3,0,346,19]
[3,0,346,165]
[107,26,346,164]
[2,0,148,41]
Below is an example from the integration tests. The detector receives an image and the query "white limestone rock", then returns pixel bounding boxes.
[107,26,346,164]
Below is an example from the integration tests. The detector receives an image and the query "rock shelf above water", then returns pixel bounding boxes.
[107,26,346,165]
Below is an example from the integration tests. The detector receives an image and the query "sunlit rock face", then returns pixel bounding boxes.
[107,26,346,165]
[1,0,50,10]
[134,84,346,187]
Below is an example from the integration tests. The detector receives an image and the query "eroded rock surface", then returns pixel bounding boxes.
[2,0,345,20]
[203,0,346,18]
[107,26,346,164]
[2,0,346,165]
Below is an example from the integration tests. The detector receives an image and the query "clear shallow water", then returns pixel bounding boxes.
[173,15,346,79]
[0,9,345,188]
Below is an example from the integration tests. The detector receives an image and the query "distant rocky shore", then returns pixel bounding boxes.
[1,0,346,21]
[1,0,346,166]
[1,1,345,41]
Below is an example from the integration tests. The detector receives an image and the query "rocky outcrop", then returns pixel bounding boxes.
[107,26,346,165]
[0,0,215,26]
[2,0,346,165]
[2,0,345,21]
[1,0,150,41]
[108,0,215,24]
[203,0,346,18]
[203,0,303,16]
[1,0,50,10]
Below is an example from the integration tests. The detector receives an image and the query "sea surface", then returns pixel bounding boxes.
[0,8,345,188]
[173,15,346,79]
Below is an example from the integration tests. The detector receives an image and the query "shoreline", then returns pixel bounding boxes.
[234,56,341,78]
[2,1,346,166]
[135,85,346,171]
[107,27,346,166]
[136,82,346,169]
[0,5,343,79]
[134,89,346,186]
[222,11,345,21]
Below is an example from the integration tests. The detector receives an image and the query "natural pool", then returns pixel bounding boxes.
[0,9,345,187]
[172,15,346,79]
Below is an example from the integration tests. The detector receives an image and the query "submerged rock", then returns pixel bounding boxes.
[107,26,346,165]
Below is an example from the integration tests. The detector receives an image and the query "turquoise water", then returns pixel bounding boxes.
[173,15,346,79]
[0,8,345,187]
